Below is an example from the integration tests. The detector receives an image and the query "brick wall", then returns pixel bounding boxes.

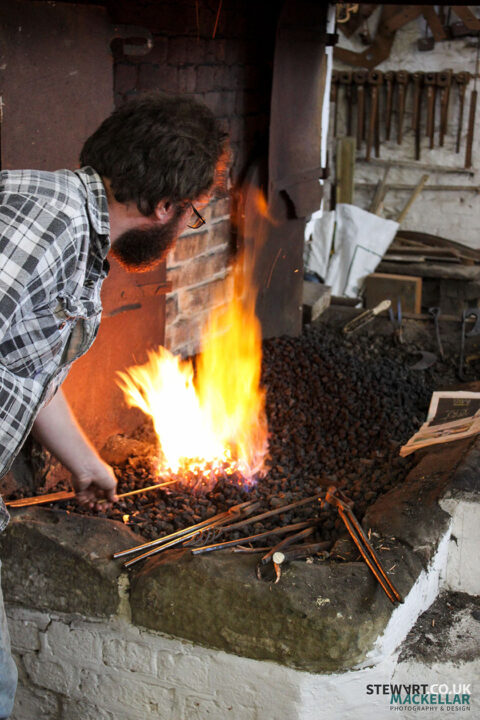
[8,605,308,720]
[112,0,278,356]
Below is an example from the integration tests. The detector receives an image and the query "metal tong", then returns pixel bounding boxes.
[324,487,403,605]
[343,299,391,335]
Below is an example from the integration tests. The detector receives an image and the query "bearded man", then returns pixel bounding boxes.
[0,91,227,717]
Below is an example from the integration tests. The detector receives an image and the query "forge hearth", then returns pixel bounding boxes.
[2,431,479,676]
[6,321,450,547]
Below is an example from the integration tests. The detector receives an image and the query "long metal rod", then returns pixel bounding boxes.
[259,526,315,566]
[6,478,180,508]
[342,506,403,603]
[123,513,238,567]
[213,493,324,532]
[338,507,402,604]
[190,520,318,556]
[114,500,259,560]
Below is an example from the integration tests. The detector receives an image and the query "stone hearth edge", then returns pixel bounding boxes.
[0,435,479,675]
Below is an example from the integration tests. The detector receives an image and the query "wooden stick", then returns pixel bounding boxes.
[357,157,475,175]
[357,183,480,192]
[396,174,429,224]
[369,163,391,214]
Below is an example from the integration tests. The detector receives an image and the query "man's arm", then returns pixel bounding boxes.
[31,389,117,509]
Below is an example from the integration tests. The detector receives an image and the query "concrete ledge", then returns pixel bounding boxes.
[0,509,138,617]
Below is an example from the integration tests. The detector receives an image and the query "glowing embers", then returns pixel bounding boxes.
[117,262,268,489]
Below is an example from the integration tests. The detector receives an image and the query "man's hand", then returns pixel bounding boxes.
[32,389,118,510]
[71,458,118,511]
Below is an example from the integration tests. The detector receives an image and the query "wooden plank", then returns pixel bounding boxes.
[364,273,422,314]
[356,157,475,175]
[396,230,480,261]
[378,261,480,280]
[336,137,356,205]
[302,282,331,323]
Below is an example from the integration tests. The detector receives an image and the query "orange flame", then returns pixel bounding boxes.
[117,244,268,487]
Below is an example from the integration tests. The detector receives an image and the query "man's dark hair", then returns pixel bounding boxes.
[80,92,228,216]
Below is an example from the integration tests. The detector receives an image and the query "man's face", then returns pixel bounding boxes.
[110,205,190,272]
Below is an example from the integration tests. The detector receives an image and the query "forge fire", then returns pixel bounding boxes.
[116,285,268,489]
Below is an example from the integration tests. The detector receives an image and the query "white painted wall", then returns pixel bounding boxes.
[441,495,480,594]
[334,10,480,249]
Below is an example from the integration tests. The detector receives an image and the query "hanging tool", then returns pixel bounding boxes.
[331,70,340,138]
[324,487,403,605]
[384,71,395,141]
[454,72,471,154]
[436,69,453,147]
[343,299,391,335]
[395,70,409,145]
[417,16,434,51]
[339,71,353,136]
[458,308,480,381]
[465,38,480,169]
[353,69,368,149]
[366,69,383,160]
[424,71,436,149]
[428,307,445,360]
[411,71,424,160]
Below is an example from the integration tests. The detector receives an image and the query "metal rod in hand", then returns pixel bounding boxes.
[6,478,180,508]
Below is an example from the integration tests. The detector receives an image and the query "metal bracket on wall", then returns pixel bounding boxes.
[111,25,153,56]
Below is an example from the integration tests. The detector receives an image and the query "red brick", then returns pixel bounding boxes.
[228,117,244,144]
[165,317,203,354]
[177,66,196,93]
[211,197,231,219]
[196,65,216,93]
[138,64,178,92]
[172,231,209,263]
[204,39,226,63]
[208,219,230,246]
[177,278,227,314]
[168,37,205,65]
[148,36,168,64]
[224,39,246,65]
[167,249,231,291]
[165,294,178,324]
[114,64,138,95]
[202,91,224,115]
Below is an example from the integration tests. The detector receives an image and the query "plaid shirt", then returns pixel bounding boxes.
[0,166,110,530]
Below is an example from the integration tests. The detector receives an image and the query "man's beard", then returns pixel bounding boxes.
[110,214,181,272]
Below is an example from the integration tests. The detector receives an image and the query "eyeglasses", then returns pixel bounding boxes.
[187,203,206,230]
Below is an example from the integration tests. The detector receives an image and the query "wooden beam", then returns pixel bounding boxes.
[336,137,356,205]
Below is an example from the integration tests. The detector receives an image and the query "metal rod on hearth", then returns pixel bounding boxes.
[113,500,260,560]
[190,520,319,557]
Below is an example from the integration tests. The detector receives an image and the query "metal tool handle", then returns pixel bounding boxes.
[372,299,392,316]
